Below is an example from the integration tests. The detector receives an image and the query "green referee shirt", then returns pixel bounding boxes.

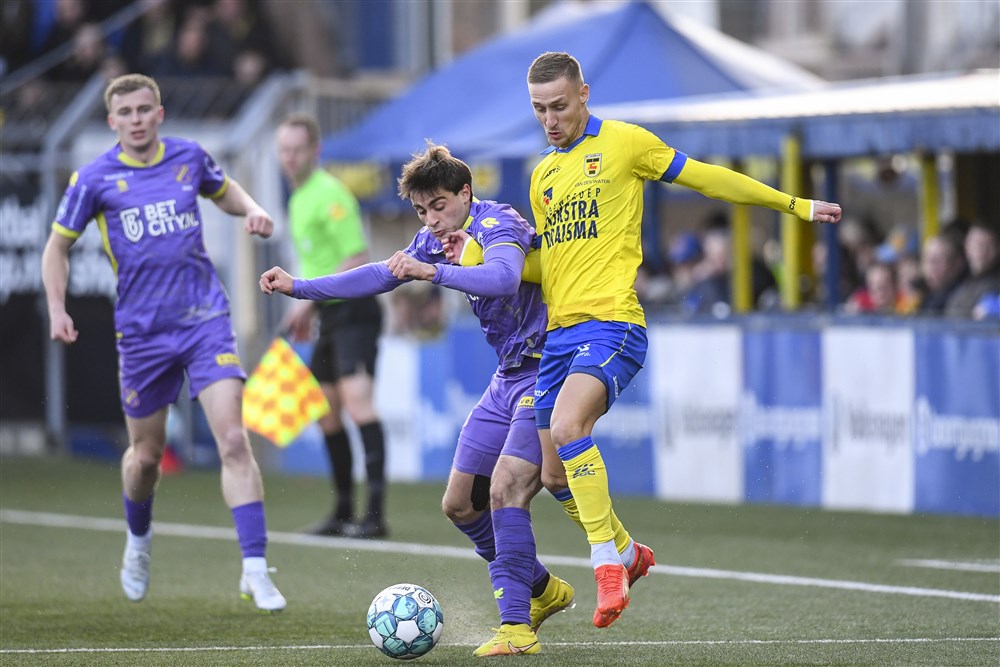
[288,168,368,282]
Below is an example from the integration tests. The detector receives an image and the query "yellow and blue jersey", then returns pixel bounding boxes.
[52,137,231,336]
[529,116,685,330]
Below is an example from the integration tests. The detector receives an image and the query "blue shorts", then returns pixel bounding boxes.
[116,315,246,419]
[534,321,647,429]
[452,357,542,477]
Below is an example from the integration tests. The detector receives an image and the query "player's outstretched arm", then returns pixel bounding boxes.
[41,231,79,344]
[279,261,406,302]
[673,158,842,224]
[213,179,274,238]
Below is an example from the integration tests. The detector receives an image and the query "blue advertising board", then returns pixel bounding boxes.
[742,328,823,506]
[913,330,1000,517]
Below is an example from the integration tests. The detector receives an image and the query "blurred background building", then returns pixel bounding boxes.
[1,0,997,517]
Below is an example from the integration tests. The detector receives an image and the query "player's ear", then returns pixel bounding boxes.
[580,83,590,105]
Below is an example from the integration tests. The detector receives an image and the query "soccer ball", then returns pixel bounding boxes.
[366,583,444,660]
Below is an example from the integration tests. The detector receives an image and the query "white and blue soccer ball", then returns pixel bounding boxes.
[366,583,444,660]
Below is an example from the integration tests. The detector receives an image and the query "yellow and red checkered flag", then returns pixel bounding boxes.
[243,337,330,447]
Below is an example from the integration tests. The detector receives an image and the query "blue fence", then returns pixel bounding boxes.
[278,316,999,518]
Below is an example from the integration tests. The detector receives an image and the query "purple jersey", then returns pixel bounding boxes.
[406,200,548,370]
[52,137,230,337]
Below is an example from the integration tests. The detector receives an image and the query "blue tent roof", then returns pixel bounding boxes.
[321,0,824,163]
[592,70,1000,159]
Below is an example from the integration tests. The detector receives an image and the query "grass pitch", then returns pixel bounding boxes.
[1,456,997,666]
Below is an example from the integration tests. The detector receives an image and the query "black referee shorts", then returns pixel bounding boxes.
[309,297,383,384]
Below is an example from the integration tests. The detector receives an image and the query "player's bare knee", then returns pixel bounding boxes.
[126,446,162,473]
[441,497,474,524]
[216,427,251,465]
[548,419,587,448]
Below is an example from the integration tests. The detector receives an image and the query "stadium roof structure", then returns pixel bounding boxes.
[591,69,1000,159]
[320,0,825,165]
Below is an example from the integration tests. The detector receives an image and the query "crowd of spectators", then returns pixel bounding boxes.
[1,0,284,121]
[641,212,999,321]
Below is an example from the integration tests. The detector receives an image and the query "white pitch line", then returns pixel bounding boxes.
[897,559,1000,574]
[2,509,998,604]
[3,637,998,655]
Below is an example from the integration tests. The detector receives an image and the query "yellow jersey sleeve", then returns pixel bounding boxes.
[673,158,814,221]
[459,235,541,284]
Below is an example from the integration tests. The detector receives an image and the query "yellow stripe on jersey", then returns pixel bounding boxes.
[51,223,80,240]
[206,175,229,200]
[95,212,119,276]
[529,118,679,330]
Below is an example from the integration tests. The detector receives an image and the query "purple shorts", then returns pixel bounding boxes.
[452,357,542,477]
[116,315,247,418]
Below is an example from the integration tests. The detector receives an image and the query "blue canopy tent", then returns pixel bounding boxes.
[320,0,824,208]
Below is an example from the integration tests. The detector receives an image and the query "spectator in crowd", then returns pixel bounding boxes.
[150,12,227,78]
[874,225,921,314]
[38,0,87,62]
[946,223,1000,318]
[838,216,881,282]
[1,0,36,75]
[812,238,861,307]
[845,262,902,315]
[48,22,124,82]
[682,229,730,314]
[662,232,702,309]
[917,232,967,315]
[207,0,278,86]
[120,0,179,74]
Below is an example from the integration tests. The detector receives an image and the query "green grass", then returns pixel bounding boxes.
[1,456,997,666]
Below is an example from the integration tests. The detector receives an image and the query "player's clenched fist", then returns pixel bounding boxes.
[244,208,274,238]
[260,266,294,295]
[812,200,842,225]
[386,251,437,281]
[49,311,79,344]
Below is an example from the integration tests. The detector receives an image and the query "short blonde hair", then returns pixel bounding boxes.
[527,52,584,86]
[104,74,161,112]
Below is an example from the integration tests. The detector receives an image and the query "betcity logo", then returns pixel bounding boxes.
[120,199,199,242]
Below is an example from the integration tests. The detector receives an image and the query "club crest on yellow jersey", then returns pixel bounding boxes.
[584,153,602,177]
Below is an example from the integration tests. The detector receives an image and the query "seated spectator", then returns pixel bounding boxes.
[812,239,861,307]
[47,23,111,82]
[38,0,87,62]
[150,13,228,78]
[918,233,967,315]
[946,223,1000,318]
[664,231,703,307]
[874,226,922,314]
[120,0,179,74]
[845,262,905,315]
[838,215,881,281]
[207,0,279,85]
